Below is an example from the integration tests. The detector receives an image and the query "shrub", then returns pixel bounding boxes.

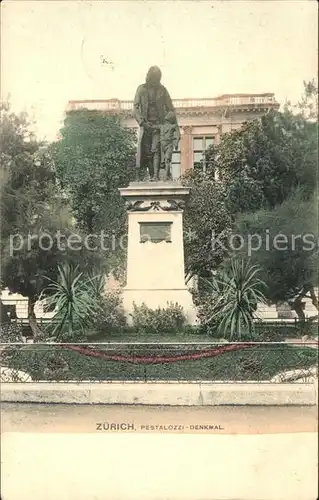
[193,286,318,340]
[253,321,318,340]
[181,324,203,336]
[198,321,318,342]
[131,302,186,334]
[94,289,127,334]
[192,291,218,336]
[0,323,24,343]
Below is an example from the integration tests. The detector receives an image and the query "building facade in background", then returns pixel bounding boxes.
[3,93,300,322]
[66,93,280,179]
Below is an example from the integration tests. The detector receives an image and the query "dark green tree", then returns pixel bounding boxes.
[182,168,232,282]
[234,190,318,319]
[51,110,136,236]
[0,102,74,335]
[183,81,318,317]
[205,81,318,215]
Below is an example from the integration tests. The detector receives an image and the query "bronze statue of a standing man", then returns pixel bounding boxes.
[133,66,176,181]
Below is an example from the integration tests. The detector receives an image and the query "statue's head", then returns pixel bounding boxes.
[165,110,176,123]
[146,66,162,85]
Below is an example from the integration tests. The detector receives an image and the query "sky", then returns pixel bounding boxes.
[1,0,318,141]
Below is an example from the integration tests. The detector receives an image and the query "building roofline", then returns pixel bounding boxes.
[215,93,275,99]
[68,99,121,103]
[67,93,276,105]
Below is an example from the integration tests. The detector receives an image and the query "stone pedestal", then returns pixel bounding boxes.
[119,182,197,324]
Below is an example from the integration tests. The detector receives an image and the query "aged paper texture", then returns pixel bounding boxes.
[1,1,318,499]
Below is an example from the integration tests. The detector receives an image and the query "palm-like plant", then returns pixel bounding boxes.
[86,270,106,298]
[40,264,103,341]
[202,259,267,340]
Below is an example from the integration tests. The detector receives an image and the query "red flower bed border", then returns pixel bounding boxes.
[60,343,256,364]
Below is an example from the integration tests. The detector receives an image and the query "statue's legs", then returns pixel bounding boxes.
[165,160,172,180]
[151,128,161,181]
[137,162,147,181]
[164,144,173,181]
[141,128,153,180]
[147,157,154,180]
[153,153,160,180]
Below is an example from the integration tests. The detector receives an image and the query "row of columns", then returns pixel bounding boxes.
[180,126,193,176]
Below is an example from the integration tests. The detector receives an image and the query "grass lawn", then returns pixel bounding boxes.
[81,321,318,344]
[85,333,213,343]
[3,343,317,382]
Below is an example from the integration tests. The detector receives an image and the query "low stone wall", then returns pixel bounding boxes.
[1,381,317,406]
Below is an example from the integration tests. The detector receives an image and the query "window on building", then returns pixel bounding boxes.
[171,139,181,180]
[193,136,215,172]
[6,305,17,320]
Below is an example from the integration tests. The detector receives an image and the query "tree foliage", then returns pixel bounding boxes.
[286,78,318,121]
[1,102,41,239]
[51,110,136,236]
[206,111,317,215]
[0,102,74,332]
[203,81,317,218]
[182,169,232,280]
[183,105,318,279]
[234,190,318,319]
[0,104,136,337]
[186,81,318,313]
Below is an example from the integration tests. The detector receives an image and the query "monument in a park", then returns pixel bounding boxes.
[119,66,196,324]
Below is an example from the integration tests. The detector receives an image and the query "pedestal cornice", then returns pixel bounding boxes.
[119,182,191,212]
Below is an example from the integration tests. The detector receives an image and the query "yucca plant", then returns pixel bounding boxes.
[40,263,103,341]
[86,270,106,299]
[202,259,267,340]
